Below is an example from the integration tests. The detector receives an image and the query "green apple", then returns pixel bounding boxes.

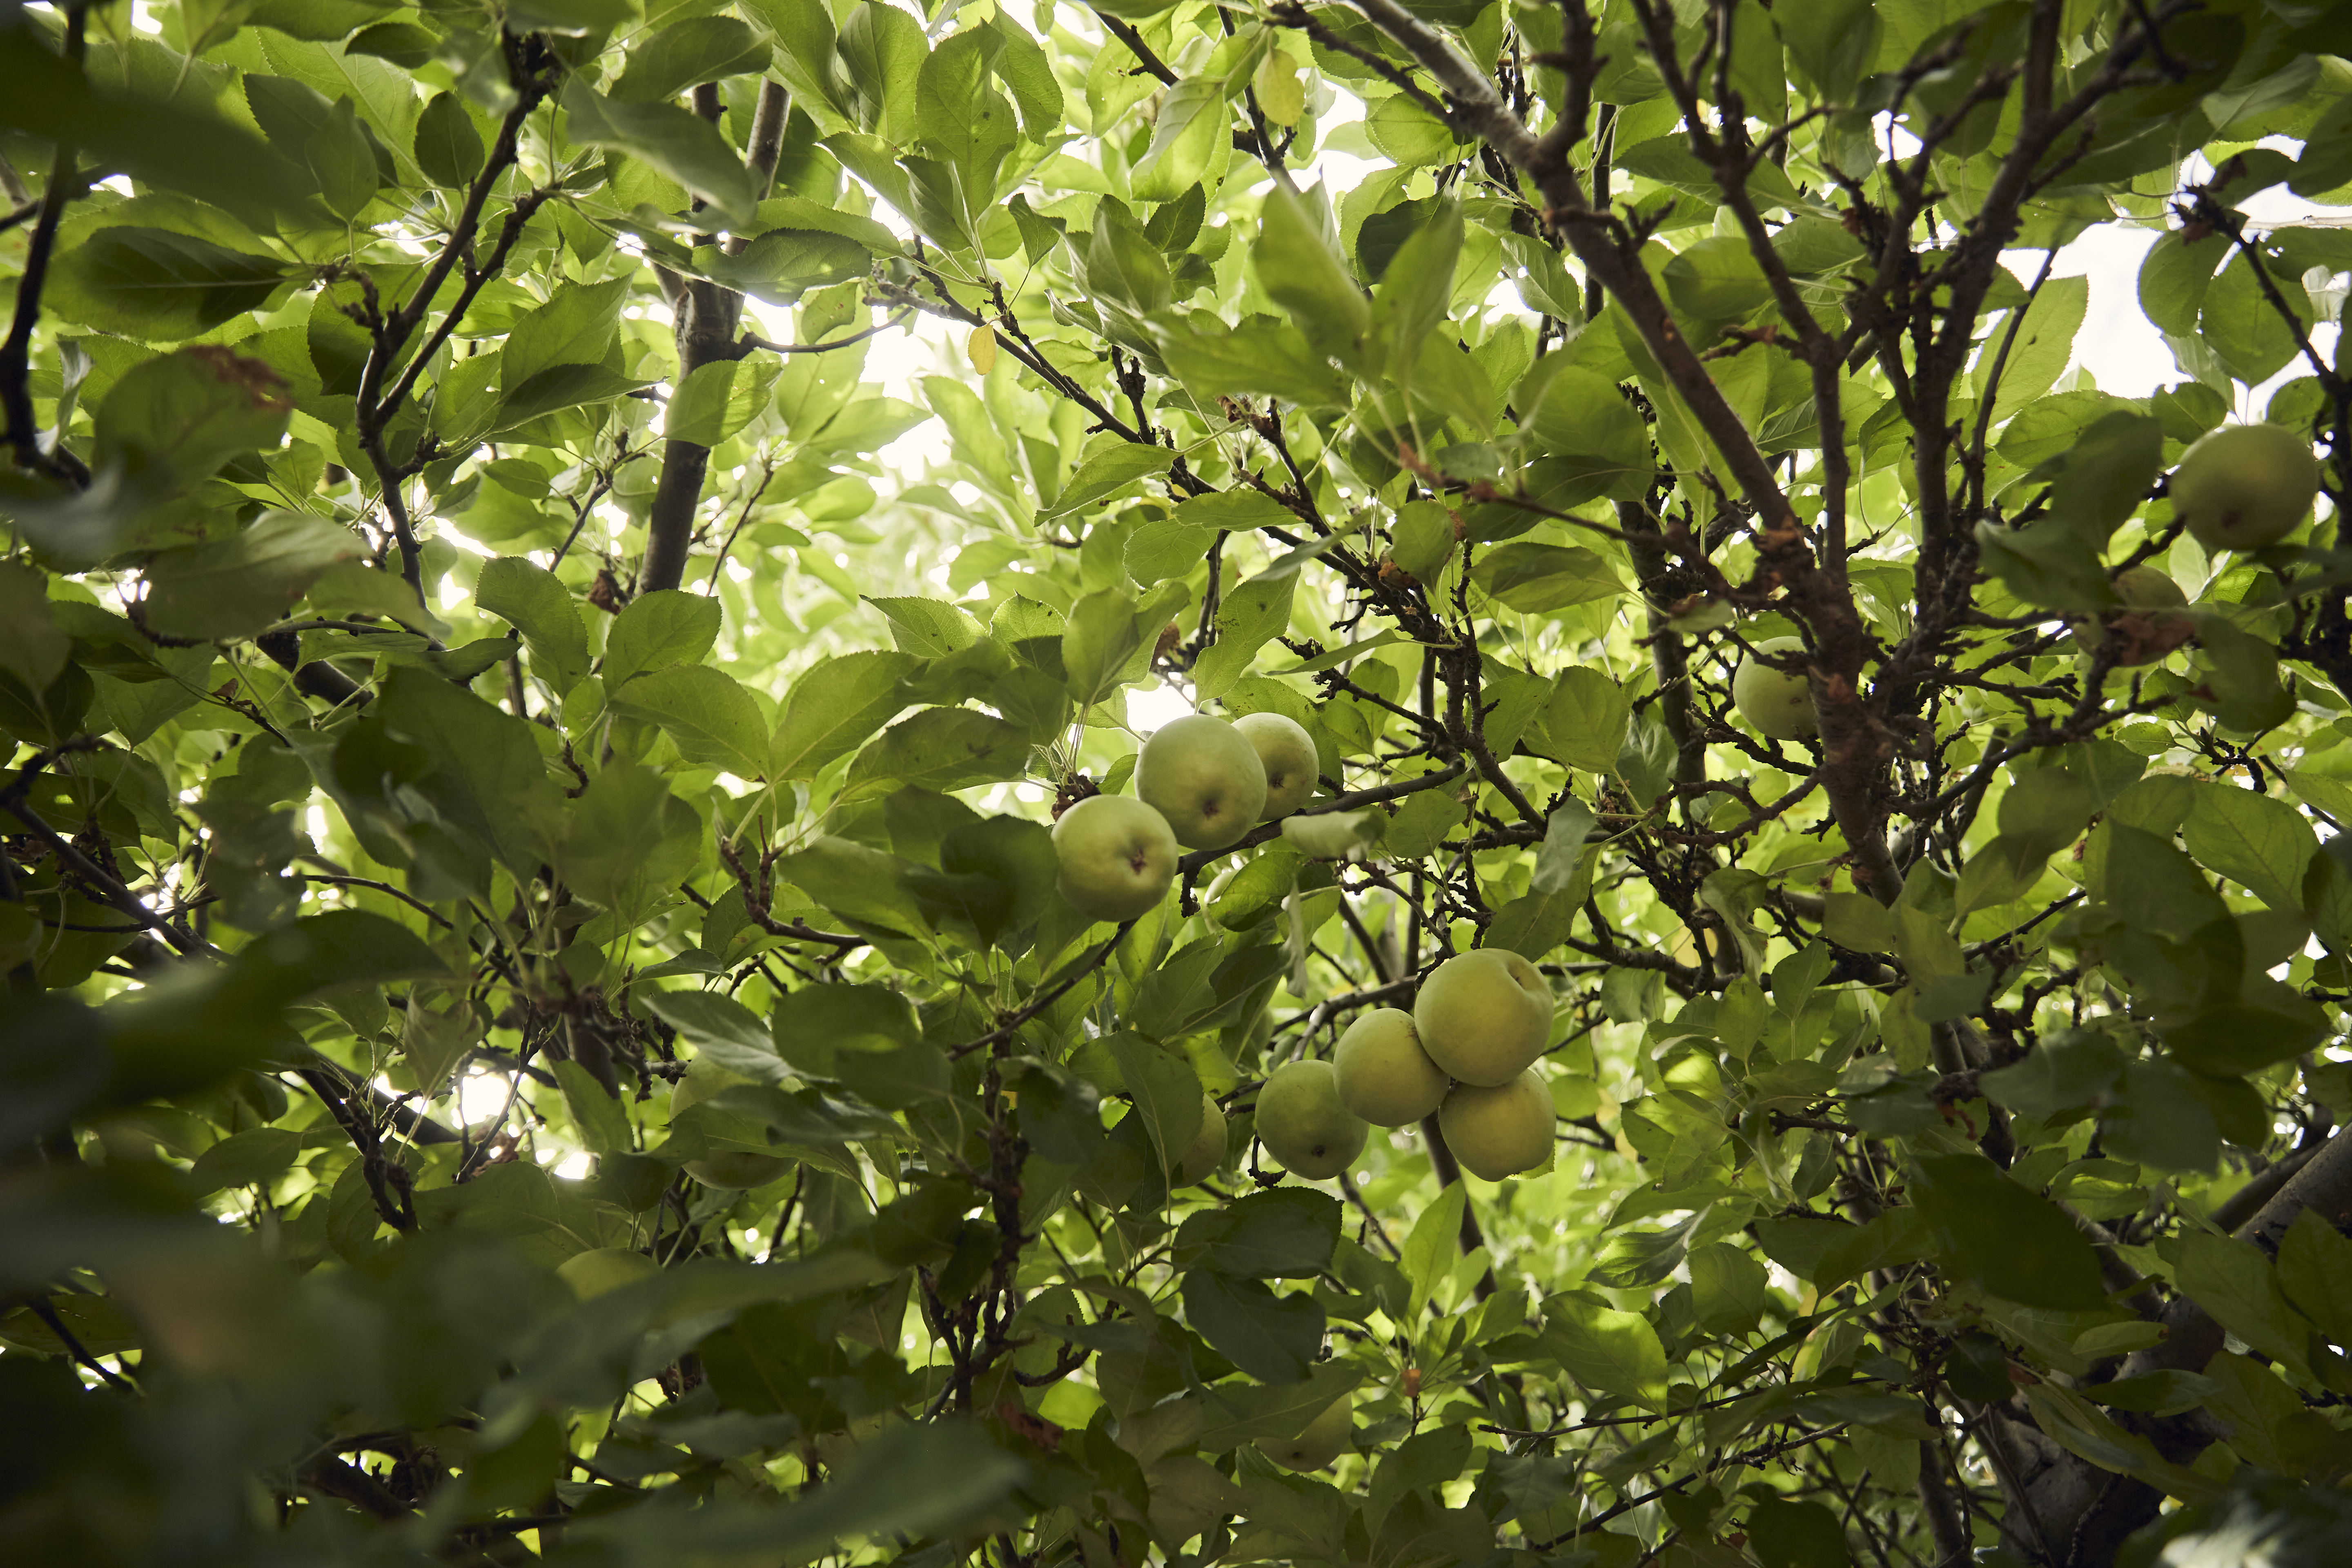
[1255,1059,1367,1180]
[1733,637,1815,741]
[672,1063,792,1189]
[1174,1091,1228,1185]
[1438,1069,1556,1181]
[1234,711,1319,819]
[1052,793,1179,920]
[1257,1396,1352,1470]
[1412,949,1552,1087]
[558,1247,660,1298]
[1332,1008,1450,1127]
[2171,422,2320,551]
[1136,713,1267,851]
[2069,564,2190,664]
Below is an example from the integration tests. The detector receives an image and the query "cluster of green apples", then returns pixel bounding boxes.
[1255,948,1559,1185]
[1050,710,1320,921]
[1729,423,2323,734]
[1243,949,1558,1473]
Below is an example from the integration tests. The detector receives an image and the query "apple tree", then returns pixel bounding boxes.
[11,0,2352,1563]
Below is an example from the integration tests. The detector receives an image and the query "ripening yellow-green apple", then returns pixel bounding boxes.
[1733,637,1816,741]
[2069,564,2190,663]
[558,1247,660,1298]
[1332,1008,1450,1127]
[1258,1396,1352,1470]
[1234,711,1319,819]
[672,1063,792,1189]
[1255,1059,1367,1180]
[1438,1069,1556,1181]
[1412,949,1552,1087]
[1052,793,1178,920]
[1173,1091,1228,1185]
[1136,713,1267,850]
[2170,422,2320,551]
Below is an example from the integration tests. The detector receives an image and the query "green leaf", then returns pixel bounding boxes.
[768,649,917,779]
[612,16,770,102]
[2201,250,2303,385]
[1978,274,2088,421]
[608,664,771,778]
[1544,1301,1668,1401]
[1974,519,2112,612]
[1470,543,1624,615]
[644,986,784,1083]
[0,566,66,693]
[836,0,929,144]
[2173,1230,2316,1380]
[602,590,722,691]
[1519,363,1653,506]
[2088,822,2230,942]
[580,1421,1025,1559]
[1745,1496,1853,1568]
[1401,1183,1465,1316]
[1363,91,1461,167]
[2139,230,2227,336]
[1820,892,1893,954]
[1059,588,1144,709]
[307,97,380,221]
[500,278,632,395]
[142,512,364,641]
[1370,200,1461,385]
[554,762,702,920]
[1109,1031,1203,1181]
[95,345,293,486]
[561,79,757,227]
[494,364,658,429]
[1038,444,1176,526]
[1151,314,1351,408]
[868,595,982,655]
[188,1126,301,1194]
[843,707,1031,796]
[1663,235,1773,323]
[2181,782,2317,912]
[1252,185,1370,369]
[1131,76,1228,202]
[1813,1207,1932,1296]
[771,983,942,1105]
[49,227,287,341]
[1909,1154,2109,1310]
[1527,667,1633,773]
[664,360,736,448]
[1688,1242,1768,1336]
[916,26,1020,202]
[2047,411,2163,541]
[476,557,590,695]
[375,667,566,869]
[1981,1031,2127,1121]
[505,0,638,34]
[699,229,872,307]
[2100,1058,2220,1175]
[1193,541,1343,700]
[1189,1363,1365,1454]
[1587,1208,1702,1290]
[2277,1207,2352,1350]
[1176,1188,1341,1279]
[1181,1270,1323,1383]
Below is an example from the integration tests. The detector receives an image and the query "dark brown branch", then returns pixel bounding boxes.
[0,1,91,486]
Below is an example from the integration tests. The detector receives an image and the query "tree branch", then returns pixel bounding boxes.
[0,0,91,487]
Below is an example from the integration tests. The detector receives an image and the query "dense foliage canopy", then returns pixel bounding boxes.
[13,0,2352,1564]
